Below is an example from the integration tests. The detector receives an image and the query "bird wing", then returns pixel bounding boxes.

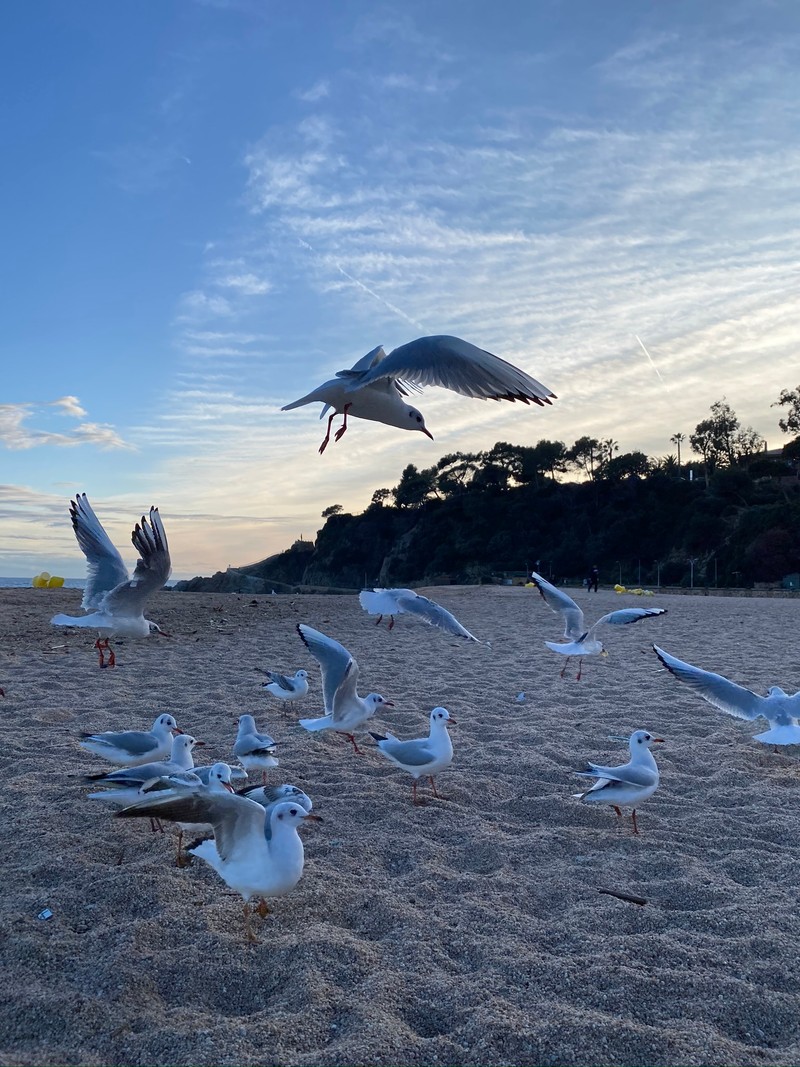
[330,659,361,724]
[576,761,657,788]
[591,608,667,634]
[653,645,765,721]
[116,789,265,862]
[233,731,277,758]
[266,671,297,693]
[81,730,161,757]
[102,508,171,616]
[297,623,358,713]
[393,592,478,641]
[379,737,436,766]
[530,573,586,640]
[69,494,130,610]
[345,335,556,405]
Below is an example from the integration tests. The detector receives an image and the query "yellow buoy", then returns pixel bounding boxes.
[47,576,65,588]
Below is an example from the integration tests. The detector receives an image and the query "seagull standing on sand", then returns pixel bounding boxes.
[233,715,279,783]
[359,588,478,641]
[51,494,171,667]
[653,645,800,747]
[573,729,663,835]
[262,669,309,703]
[79,714,182,767]
[282,335,556,454]
[117,792,321,940]
[296,623,394,754]
[85,734,205,807]
[531,572,666,679]
[370,707,455,805]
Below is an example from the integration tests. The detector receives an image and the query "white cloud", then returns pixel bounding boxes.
[51,396,87,418]
[0,403,131,451]
[296,80,330,103]
[217,273,272,295]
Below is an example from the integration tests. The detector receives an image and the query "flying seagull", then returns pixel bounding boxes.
[51,494,171,666]
[531,572,666,679]
[359,588,478,641]
[282,335,556,453]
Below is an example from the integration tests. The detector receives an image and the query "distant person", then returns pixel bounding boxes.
[588,566,599,593]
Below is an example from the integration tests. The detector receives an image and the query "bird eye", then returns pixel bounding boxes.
[645,734,651,740]
[416,416,422,422]
[290,808,297,816]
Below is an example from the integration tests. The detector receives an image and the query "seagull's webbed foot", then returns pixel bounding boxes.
[319,411,337,454]
[333,403,352,442]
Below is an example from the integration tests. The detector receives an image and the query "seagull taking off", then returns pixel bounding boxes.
[574,730,663,834]
[531,572,666,679]
[370,707,455,805]
[117,792,321,941]
[296,623,393,754]
[51,494,171,666]
[262,669,309,703]
[282,335,556,453]
[653,645,800,747]
[359,588,478,641]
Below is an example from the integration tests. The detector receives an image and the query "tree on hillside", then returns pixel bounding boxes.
[690,399,764,485]
[532,439,569,482]
[321,504,343,518]
[393,464,438,508]
[567,436,601,480]
[670,432,686,470]
[435,452,483,497]
[773,385,800,436]
[370,488,391,507]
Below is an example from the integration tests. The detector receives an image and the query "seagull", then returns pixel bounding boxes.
[85,734,205,804]
[238,783,313,813]
[531,572,667,679]
[261,669,309,702]
[282,335,556,454]
[370,707,455,805]
[573,730,663,834]
[51,494,171,666]
[167,762,237,865]
[233,715,279,783]
[359,588,478,641]
[653,645,800,747]
[117,792,321,940]
[79,714,182,767]
[296,623,393,754]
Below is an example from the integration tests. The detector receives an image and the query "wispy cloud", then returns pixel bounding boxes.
[296,80,330,103]
[0,401,131,452]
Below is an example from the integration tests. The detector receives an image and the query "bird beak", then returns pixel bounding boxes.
[421,428,434,440]
[446,716,457,725]
[304,813,323,822]
[653,738,665,743]
[223,783,235,792]
[193,740,206,747]
[383,700,395,707]
[172,728,183,736]
[155,629,172,638]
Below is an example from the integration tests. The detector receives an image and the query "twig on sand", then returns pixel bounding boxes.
[597,887,647,906]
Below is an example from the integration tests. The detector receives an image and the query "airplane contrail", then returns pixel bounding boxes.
[635,335,664,383]
[296,236,427,333]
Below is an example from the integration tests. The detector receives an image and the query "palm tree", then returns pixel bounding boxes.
[670,433,686,471]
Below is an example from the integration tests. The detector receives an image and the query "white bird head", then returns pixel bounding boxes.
[271,801,322,828]
[430,707,455,725]
[174,734,204,754]
[404,404,434,440]
[147,621,171,637]
[154,714,180,735]
[629,729,664,751]
[295,670,309,680]
[366,693,394,710]
[208,763,235,792]
[235,714,257,731]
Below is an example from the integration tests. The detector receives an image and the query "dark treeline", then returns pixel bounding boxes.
[178,391,800,593]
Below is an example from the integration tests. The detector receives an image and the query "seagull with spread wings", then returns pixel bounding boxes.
[51,494,171,666]
[282,335,556,453]
[359,588,478,641]
[531,572,666,680]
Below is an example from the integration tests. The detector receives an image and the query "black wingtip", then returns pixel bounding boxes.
[368,731,388,742]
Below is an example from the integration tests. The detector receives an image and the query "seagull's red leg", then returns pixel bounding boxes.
[631,809,640,835]
[388,615,395,631]
[612,805,623,822]
[429,776,440,798]
[95,638,106,667]
[333,403,352,442]
[559,657,571,679]
[340,732,364,755]
[244,902,257,943]
[107,642,116,668]
[375,615,383,626]
[576,658,583,681]
[319,411,337,455]
[412,780,420,805]
[256,898,270,918]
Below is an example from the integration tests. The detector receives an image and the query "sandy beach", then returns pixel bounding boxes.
[2,584,800,1066]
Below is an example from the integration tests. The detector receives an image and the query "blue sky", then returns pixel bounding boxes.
[3,0,799,578]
